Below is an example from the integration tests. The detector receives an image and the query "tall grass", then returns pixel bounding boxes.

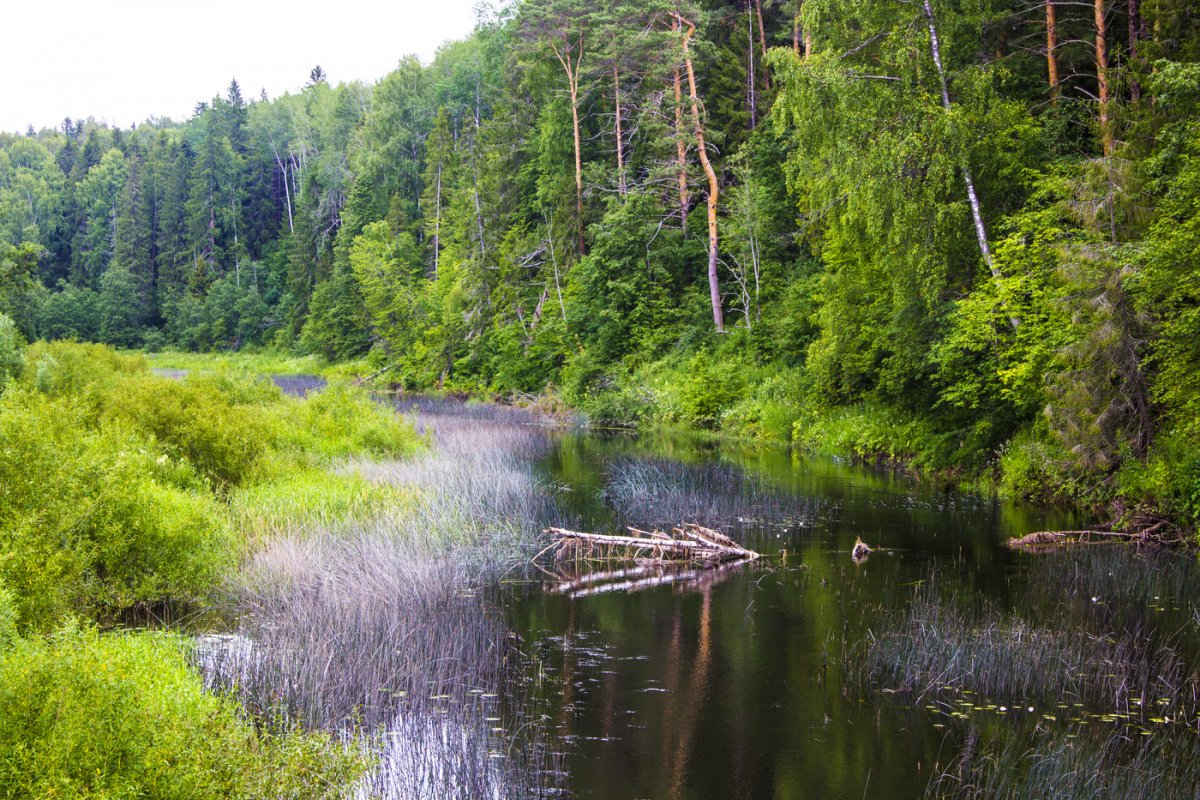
[854,585,1200,722]
[604,456,822,528]
[930,722,1200,799]
[205,399,570,798]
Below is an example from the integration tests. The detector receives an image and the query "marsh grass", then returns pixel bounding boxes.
[205,401,570,798]
[603,456,821,528]
[854,586,1200,723]
[930,721,1200,799]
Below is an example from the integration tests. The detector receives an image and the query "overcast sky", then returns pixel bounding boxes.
[1,0,485,134]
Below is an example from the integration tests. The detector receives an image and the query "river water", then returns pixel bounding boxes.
[191,376,1200,799]
[508,427,1200,799]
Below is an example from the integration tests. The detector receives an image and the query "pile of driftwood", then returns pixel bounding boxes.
[545,523,759,566]
[540,523,760,597]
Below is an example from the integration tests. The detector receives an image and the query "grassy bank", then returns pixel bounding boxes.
[0,341,423,797]
[556,344,1199,538]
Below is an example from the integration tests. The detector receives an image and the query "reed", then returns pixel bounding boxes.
[930,722,1200,799]
[854,586,1200,722]
[203,400,571,798]
[604,456,821,527]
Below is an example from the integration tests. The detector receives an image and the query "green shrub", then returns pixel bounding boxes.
[100,373,270,489]
[0,624,365,799]
[267,382,420,462]
[25,340,146,398]
[0,314,21,390]
[793,403,937,466]
[0,388,231,626]
[997,426,1062,500]
[720,368,808,442]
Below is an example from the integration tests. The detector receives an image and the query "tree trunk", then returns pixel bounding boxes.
[672,21,690,232]
[551,37,587,256]
[921,0,1019,330]
[1094,0,1113,157]
[1046,0,1060,99]
[432,159,442,277]
[1127,0,1142,102]
[754,0,771,91]
[747,3,758,130]
[675,13,724,333]
[614,63,626,197]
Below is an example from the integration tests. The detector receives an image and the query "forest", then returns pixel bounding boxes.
[1,0,1198,530]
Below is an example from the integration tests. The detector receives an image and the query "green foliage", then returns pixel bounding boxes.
[0,386,231,625]
[99,373,269,489]
[0,624,365,799]
[793,403,940,467]
[25,340,146,397]
[0,314,22,389]
[267,382,421,463]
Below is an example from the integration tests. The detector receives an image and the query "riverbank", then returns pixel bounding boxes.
[0,342,427,796]
[144,348,1195,544]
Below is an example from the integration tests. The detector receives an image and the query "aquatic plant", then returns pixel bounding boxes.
[930,722,1200,799]
[855,586,1200,722]
[604,456,821,528]
[206,401,569,798]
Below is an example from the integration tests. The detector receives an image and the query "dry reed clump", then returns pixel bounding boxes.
[854,588,1200,721]
[204,403,569,798]
[603,457,822,528]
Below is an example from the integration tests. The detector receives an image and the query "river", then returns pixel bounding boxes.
[204,381,1200,799]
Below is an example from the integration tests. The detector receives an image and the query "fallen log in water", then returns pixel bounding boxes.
[544,523,760,566]
[1007,520,1186,550]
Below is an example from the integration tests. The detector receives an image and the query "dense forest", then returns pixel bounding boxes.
[1,0,1198,527]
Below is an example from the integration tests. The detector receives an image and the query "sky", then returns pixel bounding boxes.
[0,0,485,134]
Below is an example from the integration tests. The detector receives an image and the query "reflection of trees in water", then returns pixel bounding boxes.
[670,587,713,800]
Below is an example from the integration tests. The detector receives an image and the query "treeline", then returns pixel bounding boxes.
[1,0,1199,523]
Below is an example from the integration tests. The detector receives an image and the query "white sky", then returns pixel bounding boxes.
[1,0,484,133]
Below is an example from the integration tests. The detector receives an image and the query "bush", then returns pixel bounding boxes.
[0,624,365,799]
[793,402,937,466]
[100,373,270,489]
[0,387,231,626]
[25,340,146,398]
[0,314,21,390]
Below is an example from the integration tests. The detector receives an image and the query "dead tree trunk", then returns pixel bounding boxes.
[1046,0,1060,99]
[675,13,725,333]
[1095,0,1114,156]
[551,36,588,255]
[673,21,690,232]
[747,3,758,130]
[614,63,627,197]
[754,0,771,91]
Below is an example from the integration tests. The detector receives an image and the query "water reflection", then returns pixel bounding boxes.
[511,427,1200,799]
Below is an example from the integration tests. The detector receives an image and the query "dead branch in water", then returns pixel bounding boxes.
[1007,520,1186,550]
[544,523,760,566]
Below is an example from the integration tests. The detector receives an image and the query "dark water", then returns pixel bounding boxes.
[506,428,1200,799]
